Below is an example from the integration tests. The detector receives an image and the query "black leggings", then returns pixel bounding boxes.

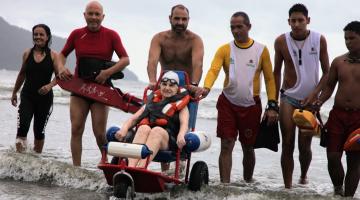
[17,92,53,140]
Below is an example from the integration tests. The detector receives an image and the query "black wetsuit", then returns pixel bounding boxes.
[17,48,54,140]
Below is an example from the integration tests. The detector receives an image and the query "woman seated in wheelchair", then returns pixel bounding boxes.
[114,71,190,167]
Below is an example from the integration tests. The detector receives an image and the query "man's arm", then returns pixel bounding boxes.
[316,57,338,105]
[191,35,204,84]
[261,46,279,124]
[314,35,330,94]
[273,36,284,101]
[56,53,72,80]
[56,31,75,80]
[261,47,276,101]
[95,57,129,84]
[147,33,162,88]
[200,45,227,99]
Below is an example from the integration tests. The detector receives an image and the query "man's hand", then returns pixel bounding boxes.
[148,81,157,90]
[311,98,323,112]
[57,68,72,81]
[265,109,279,125]
[198,87,210,99]
[301,92,318,108]
[188,85,204,99]
[187,86,210,99]
[95,69,111,84]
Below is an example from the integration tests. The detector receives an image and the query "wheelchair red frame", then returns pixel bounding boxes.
[98,71,209,199]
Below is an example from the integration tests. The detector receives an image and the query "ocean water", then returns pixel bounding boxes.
[0,69,357,200]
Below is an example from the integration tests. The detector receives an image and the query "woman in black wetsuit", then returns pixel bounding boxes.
[11,24,59,153]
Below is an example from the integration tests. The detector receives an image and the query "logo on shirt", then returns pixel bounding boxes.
[230,57,234,64]
[246,59,256,67]
[309,47,318,55]
[244,129,253,138]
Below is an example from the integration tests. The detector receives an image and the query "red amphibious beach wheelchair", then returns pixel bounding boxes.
[98,71,211,199]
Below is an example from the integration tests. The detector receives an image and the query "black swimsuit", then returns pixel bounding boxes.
[17,48,54,140]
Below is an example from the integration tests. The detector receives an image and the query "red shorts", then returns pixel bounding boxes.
[216,93,262,145]
[326,106,360,152]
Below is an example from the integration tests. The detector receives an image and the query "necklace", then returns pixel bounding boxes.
[346,54,360,63]
[290,31,309,66]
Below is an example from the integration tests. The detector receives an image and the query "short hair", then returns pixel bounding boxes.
[170,4,189,17]
[344,21,360,35]
[32,24,52,50]
[231,11,250,26]
[289,4,308,17]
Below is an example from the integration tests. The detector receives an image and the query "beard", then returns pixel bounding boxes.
[171,24,186,33]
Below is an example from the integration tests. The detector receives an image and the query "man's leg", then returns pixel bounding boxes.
[70,96,90,166]
[241,143,255,182]
[344,152,360,197]
[90,102,109,150]
[279,101,296,188]
[298,132,313,184]
[327,151,344,195]
[219,139,235,183]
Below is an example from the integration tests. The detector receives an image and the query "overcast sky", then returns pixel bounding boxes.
[1,0,359,87]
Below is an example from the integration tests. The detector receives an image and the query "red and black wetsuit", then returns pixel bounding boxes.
[61,26,128,103]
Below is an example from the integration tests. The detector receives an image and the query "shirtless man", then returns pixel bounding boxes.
[146,4,204,171]
[147,4,204,93]
[315,21,360,197]
[273,4,330,188]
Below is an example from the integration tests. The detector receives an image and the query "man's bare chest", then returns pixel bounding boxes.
[160,42,192,60]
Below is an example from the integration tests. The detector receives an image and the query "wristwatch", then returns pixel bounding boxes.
[191,82,198,86]
[267,100,279,112]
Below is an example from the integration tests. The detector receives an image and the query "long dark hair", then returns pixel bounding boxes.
[32,24,52,52]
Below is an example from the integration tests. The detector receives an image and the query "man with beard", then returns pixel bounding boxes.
[147,4,204,96]
[146,4,204,172]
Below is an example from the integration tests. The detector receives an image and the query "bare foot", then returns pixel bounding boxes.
[298,177,309,184]
[15,138,27,153]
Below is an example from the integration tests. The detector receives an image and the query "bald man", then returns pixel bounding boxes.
[57,1,129,166]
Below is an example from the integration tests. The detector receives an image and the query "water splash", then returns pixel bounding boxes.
[0,150,108,192]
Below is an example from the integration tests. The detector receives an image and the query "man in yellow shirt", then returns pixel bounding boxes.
[200,12,278,183]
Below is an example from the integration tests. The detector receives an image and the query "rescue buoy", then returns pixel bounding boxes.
[292,109,320,136]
